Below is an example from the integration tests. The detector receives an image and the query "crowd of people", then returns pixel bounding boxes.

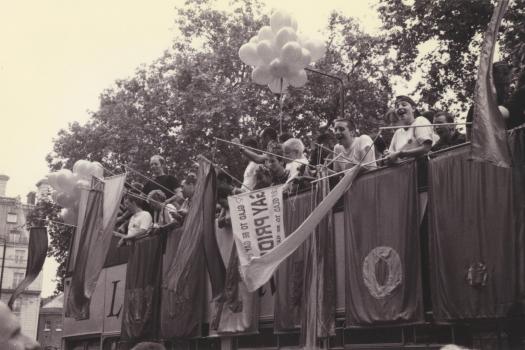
[112,61,525,244]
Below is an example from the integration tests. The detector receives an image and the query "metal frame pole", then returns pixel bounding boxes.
[0,238,6,299]
[304,67,345,120]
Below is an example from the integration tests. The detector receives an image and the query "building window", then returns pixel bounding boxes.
[7,213,18,223]
[44,320,51,331]
[15,250,24,264]
[9,230,21,244]
[13,272,24,288]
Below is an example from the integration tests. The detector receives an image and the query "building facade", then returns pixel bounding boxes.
[0,174,42,340]
[38,293,64,350]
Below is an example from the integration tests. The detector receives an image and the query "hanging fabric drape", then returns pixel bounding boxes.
[344,161,423,326]
[428,146,516,319]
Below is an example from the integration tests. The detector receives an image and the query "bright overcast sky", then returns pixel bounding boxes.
[0,0,379,296]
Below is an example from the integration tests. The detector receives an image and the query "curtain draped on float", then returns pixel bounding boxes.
[344,161,424,326]
[428,146,517,320]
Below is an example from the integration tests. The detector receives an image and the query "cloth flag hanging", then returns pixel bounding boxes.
[237,165,361,292]
[65,175,126,320]
[429,146,517,320]
[344,162,423,326]
[471,0,511,167]
[301,170,336,348]
[161,159,218,338]
[274,191,313,332]
[65,178,104,319]
[210,221,259,335]
[84,174,126,298]
[121,236,163,340]
[8,227,48,309]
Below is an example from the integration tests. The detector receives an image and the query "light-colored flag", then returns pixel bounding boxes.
[471,0,511,167]
[228,185,285,266]
[239,166,361,292]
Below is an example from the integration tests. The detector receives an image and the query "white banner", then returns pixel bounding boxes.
[228,185,285,266]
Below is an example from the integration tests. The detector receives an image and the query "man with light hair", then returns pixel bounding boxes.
[282,137,309,181]
[0,301,40,349]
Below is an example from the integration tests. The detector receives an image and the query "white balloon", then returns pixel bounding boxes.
[268,78,289,94]
[46,173,60,191]
[249,35,259,44]
[499,105,510,119]
[269,58,290,78]
[280,41,303,66]
[56,169,76,194]
[304,38,326,61]
[291,18,298,31]
[289,69,308,88]
[55,191,76,208]
[238,43,261,66]
[297,32,309,46]
[270,10,294,33]
[257,26,274,41]
[298,48,312,68]
[252,65,273,85]
[275,27,298,49]
[256,40,277,64]
[73,159,91,176]
[60,208,77,225]
[90,161,104,178]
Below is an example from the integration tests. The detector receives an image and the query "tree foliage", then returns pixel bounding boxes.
[26,193,72,294]
[378,0,525,110]
[49,0,396,178]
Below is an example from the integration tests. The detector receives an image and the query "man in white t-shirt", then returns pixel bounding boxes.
[332,118,376,172]
[114,194,152,246]
[386,95,436,163]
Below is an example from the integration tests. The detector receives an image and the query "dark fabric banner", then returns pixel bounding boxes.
[509,128,525,305]
[161,159,216,338]
[121,236,163,340]
[274,191,314,332]
[429,146,517,320]
[344,161,423,326]
[470,0,511,167]
[8,227,48,309]
[160,228,206,339]
[65,181,104,320]
[301,173,336,348]
[201,166,226,298]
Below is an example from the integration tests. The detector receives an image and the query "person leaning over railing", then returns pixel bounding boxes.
[332,118,376,171]
[384,95,437,165]
[431,111,467,151]
[114,193,152,247]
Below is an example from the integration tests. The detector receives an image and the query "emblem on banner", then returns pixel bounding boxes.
[466,262,488,288]
[362,246,402,299]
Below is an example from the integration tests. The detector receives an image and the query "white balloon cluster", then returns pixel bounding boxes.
[238,10,326,93]
[46,160,104,223]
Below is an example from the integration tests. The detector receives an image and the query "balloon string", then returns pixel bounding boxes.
[279,79,283,135]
